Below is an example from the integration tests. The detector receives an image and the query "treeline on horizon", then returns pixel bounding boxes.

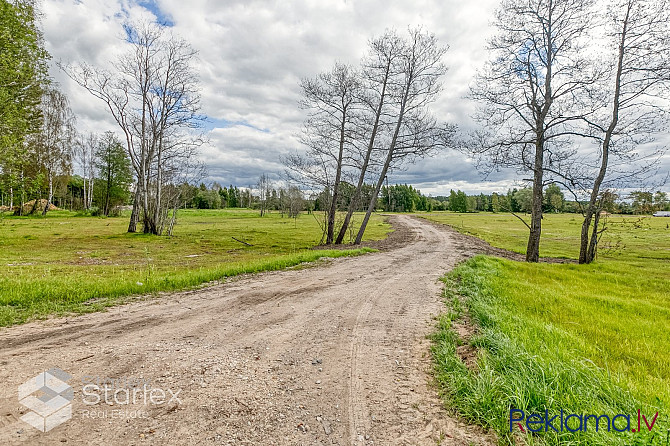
[6,176,666,217]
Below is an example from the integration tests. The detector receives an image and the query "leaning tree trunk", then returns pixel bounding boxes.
[335,68,390,244]
[586,211,601,262]
[354,149,393,245]
[579,12,624,263]
[355,84,409,245]
[326,118,347,244]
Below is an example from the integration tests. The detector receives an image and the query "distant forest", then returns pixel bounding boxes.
[5,177,664,216]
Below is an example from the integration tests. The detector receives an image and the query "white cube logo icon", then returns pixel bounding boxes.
[18,368,73,432]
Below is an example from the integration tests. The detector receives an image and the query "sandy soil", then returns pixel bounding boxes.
[0,215,495,445]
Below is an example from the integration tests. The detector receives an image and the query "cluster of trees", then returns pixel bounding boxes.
[0,3,203,234]
[469,0,670,263]
[627,191,670,214]
[379,184,432,212]
[0,0,60,215]
[0,131,133,216]
[285,28,455,245]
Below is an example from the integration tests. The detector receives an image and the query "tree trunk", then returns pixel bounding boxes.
[153,146,163,234]
[88,178,93,209]
[579,7,626,264]
[587,211,600,262]
[355,150,393,245]
[128,187,140,232]
[526,138,544,262]
[355,80,409,245]
[82,173,87,210]
[335,71,389,244]
[326,116,347,244]
[42,174,53,216]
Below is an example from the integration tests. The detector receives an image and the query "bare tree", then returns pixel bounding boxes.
[75,132,97,209]
[577,0,670,263]
[293,63,361,244]
[354,28,451,245]
[286,185,304,219]
[469,0,597,262]
[335,30,404,244]
[256,173,271,216]
[63,22,203,234]
[34,87,76,215]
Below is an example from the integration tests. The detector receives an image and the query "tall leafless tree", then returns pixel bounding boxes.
[354,28,451,245]
[469,0,597,262]
[63,22,203,234]
[292,63,361,244]
[256,173,271,216]
[335,30,404,244]
[577,0,670,263]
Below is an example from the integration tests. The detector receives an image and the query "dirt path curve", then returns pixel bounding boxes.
[0,215,493,445]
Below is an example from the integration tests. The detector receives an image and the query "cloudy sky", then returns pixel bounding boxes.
[40,0,667,196]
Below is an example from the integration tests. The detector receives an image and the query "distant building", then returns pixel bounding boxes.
[653,211,670,217]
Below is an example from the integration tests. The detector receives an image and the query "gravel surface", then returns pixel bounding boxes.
[0,215,494,445]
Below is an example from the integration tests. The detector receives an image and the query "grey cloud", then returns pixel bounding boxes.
[41,0,668,195]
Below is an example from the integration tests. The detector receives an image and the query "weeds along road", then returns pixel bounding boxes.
[0,215,492,445]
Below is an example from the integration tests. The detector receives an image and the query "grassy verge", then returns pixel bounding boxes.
[0,209,389,326]
[426,212,670,445]
[432,257,668,445]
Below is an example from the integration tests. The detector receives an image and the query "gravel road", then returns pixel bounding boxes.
[0,215,493,445]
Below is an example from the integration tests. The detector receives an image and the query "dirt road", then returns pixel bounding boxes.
[0,215,492,445]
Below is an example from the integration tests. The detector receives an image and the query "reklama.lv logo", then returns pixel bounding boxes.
[510,408,660,433]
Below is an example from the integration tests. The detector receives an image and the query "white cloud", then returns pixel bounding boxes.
[41,0,668,196]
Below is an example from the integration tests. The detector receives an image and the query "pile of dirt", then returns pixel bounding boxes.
[16,199,59,214]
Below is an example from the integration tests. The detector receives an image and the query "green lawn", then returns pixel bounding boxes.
[0,209,390,326]
[424,212,670,445]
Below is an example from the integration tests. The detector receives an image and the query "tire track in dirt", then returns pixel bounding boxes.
[0,215,494,445]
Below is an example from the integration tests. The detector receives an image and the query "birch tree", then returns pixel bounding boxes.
[34,87,75,215]
[76,132,97,209]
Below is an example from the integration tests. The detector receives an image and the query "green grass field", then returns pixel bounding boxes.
[0,209,390,327]
[424,212,670,445]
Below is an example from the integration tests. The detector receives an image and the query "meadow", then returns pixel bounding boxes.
[0,209,390,327]
[423,212,670,445]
